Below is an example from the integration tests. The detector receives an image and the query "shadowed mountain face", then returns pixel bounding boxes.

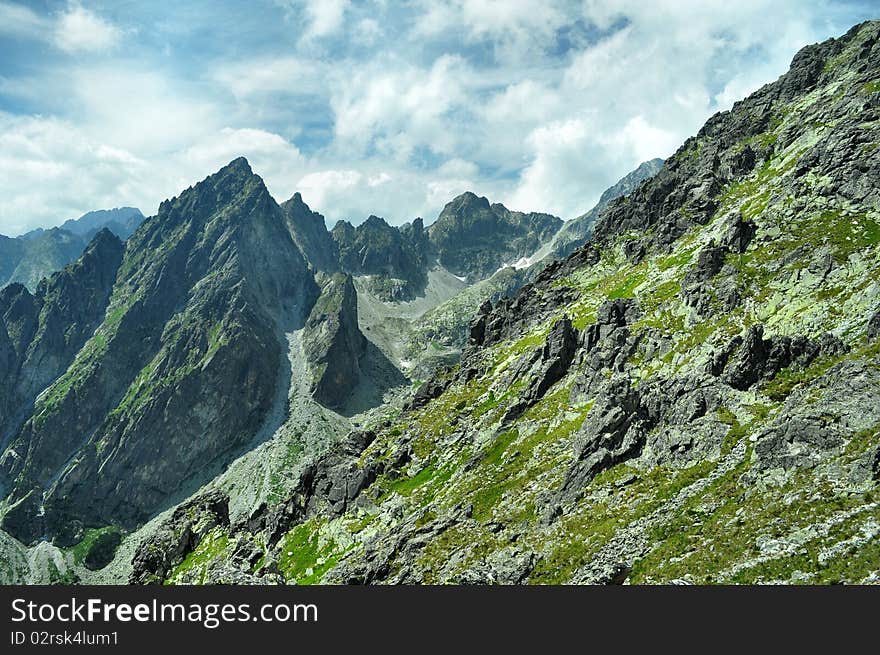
[0,230,125,447]
[331,215,431,301]
[0,158,319,544]
[281,193,339,274]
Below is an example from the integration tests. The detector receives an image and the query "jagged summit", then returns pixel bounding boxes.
[428,191,562,280]
[0,156,319,545]
[443,191,492,213]
[220,155,253,175]
[281,191,338,273]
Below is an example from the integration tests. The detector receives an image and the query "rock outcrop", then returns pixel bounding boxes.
[303,273,368,409]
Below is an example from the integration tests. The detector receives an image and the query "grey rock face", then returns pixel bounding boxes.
[129,490,230,584]
[0,229,124,448]
[868,309,880,341]
[281,192,339,273]
[755,360,880,471]
[715,325,847,391]
[503,317,579,422]
[304,273,368,409]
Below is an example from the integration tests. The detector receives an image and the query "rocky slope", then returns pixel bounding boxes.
[127,20,880,585]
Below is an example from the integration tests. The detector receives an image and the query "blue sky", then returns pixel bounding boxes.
[0,1,876,235]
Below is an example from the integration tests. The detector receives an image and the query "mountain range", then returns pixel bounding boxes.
[0,208,144,291]
[0,20,878,585]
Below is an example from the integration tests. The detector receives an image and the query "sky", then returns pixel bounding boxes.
[0,1,876,235]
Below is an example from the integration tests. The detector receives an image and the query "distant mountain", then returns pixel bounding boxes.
[276,191,564,303]
[427,192,562,281]
[59,207,144,240]
[331,215,430,300]
[1,208,145,291]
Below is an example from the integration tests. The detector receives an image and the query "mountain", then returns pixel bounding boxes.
[281,193,338,273]
[331,215,430,301]
[317,197,561,301]
[1,208,145,291]
[399,160,666,369]
[0,230,124,446]
[124,20,880,585]
[427,192,562,281]
[58,207,145,241]
[0,158,319,545]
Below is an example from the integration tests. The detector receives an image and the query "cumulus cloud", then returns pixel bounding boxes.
[330,54,475,162]
[54,3,124,53]
[301,0,350,40]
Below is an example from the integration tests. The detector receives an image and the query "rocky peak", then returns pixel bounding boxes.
[0,156,320,544]
[428,193,562,281]
[331,215,429,301]
[281,192,338,273]
[447,191,492,213]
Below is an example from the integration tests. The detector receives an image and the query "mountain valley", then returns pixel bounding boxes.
[1,20,879,586]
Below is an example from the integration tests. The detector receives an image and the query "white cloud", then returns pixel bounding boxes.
[0,1,124,54]
[303,0,349,40]
[412,0,568,60]
[213,57,320,100]
[330,54,475,161]
[70,65,219,154]
[54,3,124,53]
